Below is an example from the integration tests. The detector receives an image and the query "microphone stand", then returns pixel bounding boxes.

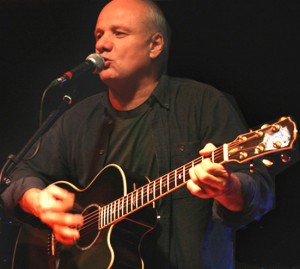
[0,90,73,195]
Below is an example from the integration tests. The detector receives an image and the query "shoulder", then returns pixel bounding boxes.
[64,92,105,118]
[57,92,107,130]
[164,75,223,96]
[160,75,227,105]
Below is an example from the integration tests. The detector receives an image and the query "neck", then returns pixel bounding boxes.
[108,77,159,111]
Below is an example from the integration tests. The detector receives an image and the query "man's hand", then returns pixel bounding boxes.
[187,143,244,211]
[19,185,83,245]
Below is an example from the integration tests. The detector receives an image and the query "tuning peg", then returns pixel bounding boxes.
[271,124,281,132]
[261,124,270,130]
[262,159,274,167]
[280,154,291,163]
[255,143,265,154]
[273,141,282,149]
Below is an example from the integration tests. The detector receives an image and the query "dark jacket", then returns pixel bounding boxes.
[1,75,274,269]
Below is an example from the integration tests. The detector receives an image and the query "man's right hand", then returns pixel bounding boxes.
[19,185,84,245]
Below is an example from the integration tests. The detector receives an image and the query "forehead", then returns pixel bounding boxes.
[96,1,150,31]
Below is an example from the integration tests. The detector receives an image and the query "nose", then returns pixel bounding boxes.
[95,33,113,54]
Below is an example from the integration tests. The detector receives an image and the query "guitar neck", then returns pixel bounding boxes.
[99,145,226,228]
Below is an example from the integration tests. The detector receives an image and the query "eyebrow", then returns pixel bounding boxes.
[94,24,133,35]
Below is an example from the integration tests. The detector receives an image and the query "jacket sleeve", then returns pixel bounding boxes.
[213,161,275,228]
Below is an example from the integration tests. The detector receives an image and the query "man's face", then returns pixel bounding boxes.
[94,0,155,87]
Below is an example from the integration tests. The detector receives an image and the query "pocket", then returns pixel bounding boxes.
[170,140,203,199]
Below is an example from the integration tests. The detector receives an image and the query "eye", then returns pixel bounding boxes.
[114,30,127,38]
[95,31,103,40]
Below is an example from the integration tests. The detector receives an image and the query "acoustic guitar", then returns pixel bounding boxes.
[12,116,297,269]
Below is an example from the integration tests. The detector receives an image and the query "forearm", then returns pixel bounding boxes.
[0,176,46,219]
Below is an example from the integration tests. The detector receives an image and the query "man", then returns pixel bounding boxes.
[1,0,274,268]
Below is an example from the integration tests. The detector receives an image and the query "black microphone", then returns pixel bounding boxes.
[50,53,105,87]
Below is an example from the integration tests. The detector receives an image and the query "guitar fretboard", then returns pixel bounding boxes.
[99,146,227,229]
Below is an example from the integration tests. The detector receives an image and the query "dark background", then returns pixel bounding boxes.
[0,0,300,268]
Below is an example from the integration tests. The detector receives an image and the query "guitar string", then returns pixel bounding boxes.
[76,138,258,240]
[76,134,263,241]
[51,121,292,248]
[76,141,238,239]
[54,122,294,247]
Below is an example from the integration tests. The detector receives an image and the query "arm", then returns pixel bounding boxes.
[187,143,274,226]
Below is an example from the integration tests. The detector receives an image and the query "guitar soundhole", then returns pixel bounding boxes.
[76,204,101,250]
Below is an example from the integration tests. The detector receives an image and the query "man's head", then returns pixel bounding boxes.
[95,0,169,88]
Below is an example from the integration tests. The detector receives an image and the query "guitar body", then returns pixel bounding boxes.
[12,164,157,269]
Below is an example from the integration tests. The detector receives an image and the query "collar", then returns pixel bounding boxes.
[149,74,170,110]
[99,74,171,110]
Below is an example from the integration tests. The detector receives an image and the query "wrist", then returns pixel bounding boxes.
[214,173,244,212]
[19,188,42,217]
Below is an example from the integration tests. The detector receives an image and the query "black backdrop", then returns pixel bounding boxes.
[1,0,300,268]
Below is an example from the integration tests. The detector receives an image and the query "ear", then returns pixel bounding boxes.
[149,32,164,59]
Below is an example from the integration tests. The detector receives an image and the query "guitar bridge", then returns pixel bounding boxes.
[47,233,56,256]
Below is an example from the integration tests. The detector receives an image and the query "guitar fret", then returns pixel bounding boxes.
[100,208,103,228]
[146,184,149,203]
[140,187,143,206]
[116,199,119,219]
[132,191,136,210]
[103,206,106,226]
[113,201,116,222]
[149,182,154,201]
[109,203,112,223]
[112,202,114,223]
[160,176,162,196]
[103,206,107,226]
[121,197,124,217]
[119,199,122,217]
[161,176,165,193]
[136,190,138,208]
[126,195,129,215]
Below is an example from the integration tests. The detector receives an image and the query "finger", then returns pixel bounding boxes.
[40,212,83,228]
[187,179,203,193]
[189,164,225,196]
[197,160,227,187]
[188,166,210,196]
[199,143,216,156]
[53,225,80,245]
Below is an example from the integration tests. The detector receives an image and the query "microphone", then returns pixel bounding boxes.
[50,53,105,87]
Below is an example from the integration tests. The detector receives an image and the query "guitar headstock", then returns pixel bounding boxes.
[228,116,298,163]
